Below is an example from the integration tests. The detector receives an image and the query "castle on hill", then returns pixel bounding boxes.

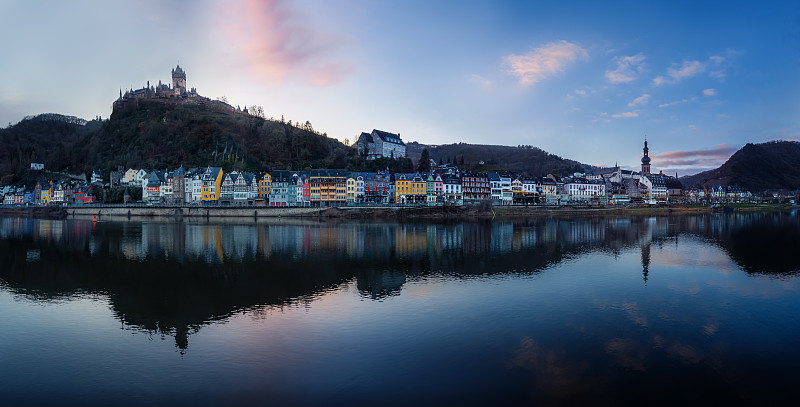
[113,65,210,111]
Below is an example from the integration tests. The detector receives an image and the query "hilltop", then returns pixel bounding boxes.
[0,100,355,182]
[681,141,800,191]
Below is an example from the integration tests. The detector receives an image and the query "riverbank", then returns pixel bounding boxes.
[0,203,794,221]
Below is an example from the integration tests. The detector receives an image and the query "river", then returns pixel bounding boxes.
[1,212,798,406]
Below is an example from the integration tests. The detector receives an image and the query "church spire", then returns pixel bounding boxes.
[641,137,651,176]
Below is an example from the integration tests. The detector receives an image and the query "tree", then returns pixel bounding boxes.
[447,156,451,164]
[248,105,265,118]
[459,156,465,165]
[418,148,431,172]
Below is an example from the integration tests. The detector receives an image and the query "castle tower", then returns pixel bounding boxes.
[641,139,651,176]
[172,65,186,95]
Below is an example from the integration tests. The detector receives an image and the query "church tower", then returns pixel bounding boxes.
[641,139,651,176]
[172,65,186,95]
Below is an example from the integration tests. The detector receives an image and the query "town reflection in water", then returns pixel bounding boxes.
[1,212,798,352]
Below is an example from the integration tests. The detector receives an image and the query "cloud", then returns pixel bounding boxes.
[651,144,738,173]
[702,88,717,96]
[217,0,353,87]
[658,97,695,108]
[574,89,587,95]
[605,53,646,83]
[688,124,699,131]
[652,50,740,86]
[628,94,650,107]
[591,112,610,123]
[652,60,705,86]
[503,40,588,86]
[709,71,727,81]
[469,74,493,91]
[671,60,706,78]
[611,111,638,118]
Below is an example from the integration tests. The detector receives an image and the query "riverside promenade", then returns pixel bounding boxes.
[2,203,793,222]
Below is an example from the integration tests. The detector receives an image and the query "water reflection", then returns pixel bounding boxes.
[1,212,798,353]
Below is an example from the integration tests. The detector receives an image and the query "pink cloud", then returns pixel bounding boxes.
[307,63,354,87]
[504,40,588,86]
[654,144,737,160]
[217,0,352,87]
[650,144,738,173]
[669,60,705,79]
[611,111,638,118]
[628,93,650,107]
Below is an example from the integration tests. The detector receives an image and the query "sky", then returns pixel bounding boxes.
[1,0,799,175]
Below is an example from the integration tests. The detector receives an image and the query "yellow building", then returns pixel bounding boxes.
[346,177,356,203]
[40,186,51,205]
[259,173,272,199]
[201,167,224,202]
[395,173,426,204]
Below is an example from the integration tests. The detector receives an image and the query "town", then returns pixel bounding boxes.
[1,137,780,207]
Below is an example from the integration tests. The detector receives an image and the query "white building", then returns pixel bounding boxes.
[356,129,406,160]
[564,179,606,203]
[444,175,462,205]
[640,174,669,203]
[500,174,513,205]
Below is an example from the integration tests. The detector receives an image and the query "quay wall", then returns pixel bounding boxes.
[67,206,332,220]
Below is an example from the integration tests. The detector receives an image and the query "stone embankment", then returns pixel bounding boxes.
[65,206,333,220]
[1,203,793,221]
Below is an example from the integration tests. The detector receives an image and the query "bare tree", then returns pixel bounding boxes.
[248,105,265,118]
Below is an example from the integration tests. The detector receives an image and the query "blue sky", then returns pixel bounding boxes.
[1,0,798,175]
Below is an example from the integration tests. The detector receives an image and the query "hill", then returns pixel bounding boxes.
[406,142,586,177]
[0,100,355,182]
[0,114,103,183]
[681,141,800,191]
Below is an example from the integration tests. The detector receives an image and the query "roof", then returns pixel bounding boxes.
[358,132,373,144]
[309,169,349,178]
[270,170,297,183]
[644,174,667,188]
[444,175,460,184]
[665,178,683,189]
[371,129,405,146]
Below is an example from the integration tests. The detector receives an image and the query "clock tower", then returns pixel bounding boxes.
[641,139,651,176]
[172,65,186,95]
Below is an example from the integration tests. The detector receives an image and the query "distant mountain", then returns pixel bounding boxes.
[406,142,586,177]
[681,141,800,191]
[0,100,354,182]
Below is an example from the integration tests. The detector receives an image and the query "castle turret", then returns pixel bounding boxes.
[172,65,186,95]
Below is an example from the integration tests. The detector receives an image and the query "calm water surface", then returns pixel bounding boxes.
[1,212,799,406]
